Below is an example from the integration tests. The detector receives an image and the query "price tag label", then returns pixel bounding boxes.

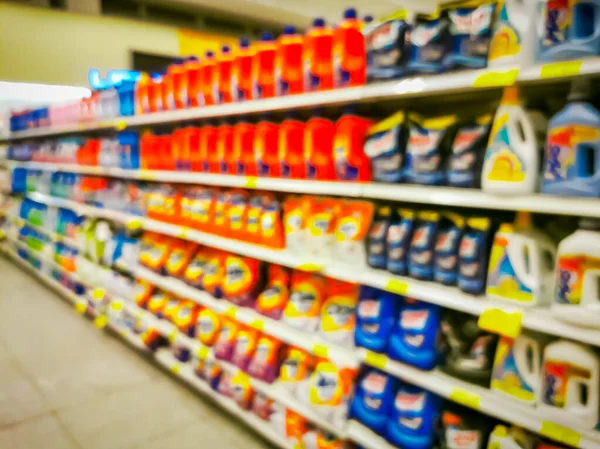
[385,278,408,295]
[115,120,128,131]
[92,288,105,301]
[540,421,581,447]
[244,177,258,189]
[170,363,181,374]
[177,227,189,239]
[249,319,265,331]
[365,350,388,370]
[312,343,329,358]
[295,263,323,272]
[540,60,582,79]
[111,301,123,311]
[94,315,108,329]
[75,299,87,314]
[138,170,156,181]
[197,346,210,359]
[168,328,178,343]
[126,219,143,231]
[472,68,519,88]
[449,388,480,410]
[224,306,237,319]
[478,308,522,339]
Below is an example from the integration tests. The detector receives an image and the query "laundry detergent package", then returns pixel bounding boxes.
[332,200,374,269]
[388,298,442,370]
[355,287,399,353]
[214,318,242,361]
[350,368,400,434]
[248,334,284,382]
[165,241,198,278]
[365,13,410,80]
[364,112,410,183]
[387,208,415,276]
[448,114,493,188]
[305,198,338,259]
[231,326,260,372]
[439,403,494,449]
[147,290,171,319]
[163,296,182,323]
[319,280,359,348]
[443,1,497,70]
[367,206,392,270]
[277,346,314,396]
[222,255,263,308]
[458,217,493,295]
[386,384,441,449]
[283,272,327,333]
[407,13,452,73]
[405,114,457,185]
[260,194,285,250]
[256,264,291,320]
[283,196,309,255]
[224,189,249,238]
[183,248,212,289]
[252,392,274,421]
[173,300,200,338]
[195,308,222,347]
[201,250,225,299]
[434,213,465,286]
[408,211,440,281]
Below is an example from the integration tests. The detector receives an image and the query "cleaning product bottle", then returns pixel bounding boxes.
[279,114,306,178]
[458,217,493,295]
[304,18,334,92]
[386,384,441,449]
[234,119,257,176]
[365,13,410,80]
[333,200,374,269]
[196,308,222,347]
[276,26,304,96]
[199,51,217,107]
[255,116,281,177]
[305,113,336,180]
[200,121,219,173]
[491,333,548,406]
[184,56,201,108]
[487,0,536,68]
[439,403,495,449]
[387,208,416,276]
[349,368,400,434]
[319,280,359,348]
[388,298,442,370]
[231,326,260,372]
[260,194,285,250]
[538,340,600,429]
[482,87,547,194]
[224,189,249,239]
[216,120,235,174]
[355,287,399,353]
[333,8,367,88]
[232,39,254,102]
[253,33,277,99]
[408,211,440,281]
[487,425,536,449]
[536,0,600,62]
[333,109,373,181]
[248,334,284,382]
[553,218,600,327]
[407,12,451,73]
[278,346,314,395]
[283,272,327,333]
[216,45,234,104]
[486,212,556,307]
[434,212,465,286]
[222,254,262,308]
[214,318,242,361]
[256,264,290,320]
[542,80,600,197]
[364,112,409,183]
[367,206,392,270]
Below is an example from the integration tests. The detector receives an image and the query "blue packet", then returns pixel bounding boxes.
[433,212,465,286]
[367,206,392,270]
[366,11,410,80]
[364,112,409,183]
[407,13,451,73]
[387,208,415,275]
[408,211,440,281]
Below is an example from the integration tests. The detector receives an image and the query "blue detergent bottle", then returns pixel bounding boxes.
[350,368,400,434]
[386,384,441,449]
[367,206,392,269]
[118,132,140,170]
[536,0,600,62]
[407,13,452,73]
[408,211,440,281]
[458,217,493,295]
[542,80,600,197]
[387,208,415,275]
[355,287,400,353]
[434,212,465,286]
[387,298,442,370]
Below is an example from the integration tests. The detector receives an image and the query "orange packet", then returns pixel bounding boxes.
[260,193,285,249]
[224,189,249,240]
[332,200,374,266]
[165,240,199,278]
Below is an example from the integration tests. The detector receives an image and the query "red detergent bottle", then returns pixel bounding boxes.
[304,18,334,92]
[255,116,281,177]
[279,114,306,178]
[333,8,367,88]
[185,56,202,108]
[200,51,217,107]
[158,133,175,171]
[201,122,219,173]
[216,45,234,104]
[216,121,235,174]
[234,119,257,175]
[160,69,173,111]
[333,107,372,181]
[135,73,151,114]
[276,26,304,96]
[304,113,336,180]
[233,39,254,102]
[147,74,164,113]
[253,33,276,100]
[170,59,188,110]
[186,127,204,172]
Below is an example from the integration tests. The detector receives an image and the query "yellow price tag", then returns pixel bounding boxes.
[115,120,128,131]
[75,299,87,314]
[472,68,519,88]
[94,315,109,329]
[92,288,105,301]
[295,263,323,272]
[170,364,181,374]
[478,308,522,339]
[449,388,480,410]
[111,301,123,311]
[540,60,582,80]
[197,346,210,359]
[312,343,329,358]
[177,227,189,239]
[126,219,143,231]
[232,370,251,386]
[540,421,581,447]
[385,278,408,295]
[138,170,157,181]
[244,177,258,189]
[168,329,178,343]
[365,350,388,370]
[249,319,265,331]
[0,230,5,240]
[224,306,237,319]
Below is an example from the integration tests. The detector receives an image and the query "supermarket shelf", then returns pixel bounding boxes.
[519,57,600,83]
[12,162,600,217]
[25,192,600,349]
[8,215,80,248]
[346,421,395,449]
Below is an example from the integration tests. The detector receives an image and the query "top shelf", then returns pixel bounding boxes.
[5,58,600,142]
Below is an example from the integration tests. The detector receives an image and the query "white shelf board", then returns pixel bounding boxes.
[346,421,396,449]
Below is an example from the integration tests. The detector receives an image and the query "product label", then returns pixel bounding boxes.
[359,300,381,318]
[556,255,600,305]
[544,125,600,181]
[407,128,443,173]
[543,0,570,47]
[446,429,481,449]
[197,315,216,338]
[395,391,425,411]
[449,5,494,35]
[485,114,527,182]
[367,21,401,50]
[488,4,521,62]
[363,372,388,395]
[542,359,591,408]
[335,217,359,242]
[401,309,429,329]
[411,21,442,47]
[491,338,535,402]
[487,237,534,302]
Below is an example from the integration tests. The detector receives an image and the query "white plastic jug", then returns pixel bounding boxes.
[552,219,600,328]
[482,87,547,194]
[487,425,535,449]
[538,340,600,429]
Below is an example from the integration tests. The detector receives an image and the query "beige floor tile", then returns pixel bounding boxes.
[0,414,80,449]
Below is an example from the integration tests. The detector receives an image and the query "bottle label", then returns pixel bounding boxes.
[542,360,591,408]
[491,338,535,401]
[485,114,526,183]
[487,236,534,302]
[555,255,600,305]
[543,0,570,48]
[544,125,600,182]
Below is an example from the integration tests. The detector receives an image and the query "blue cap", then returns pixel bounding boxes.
[312,17,326,27]
[260,32,273,41]
[221,45,231,53]
[364,15,373,22]
[239,38,250,48]
[284,25,296,34]
[186,56,199,62]
[344,8,357,19]
[205,50,214,58]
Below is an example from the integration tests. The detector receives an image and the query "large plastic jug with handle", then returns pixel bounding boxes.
[276,26,304,96]
[279,114,306,178]
[234,120,257,176]
[199,51,217,107]
[354,287,399,353]
[536,0,600,62]
[333,8,367,88]
[304,18,334,92]
[486,212,557,307]
[216,45,234,104]
[233,39,254,102]
[333,110,373,181]
[253,33,276,99]
[305,114,336,180]
[255,117,281,177]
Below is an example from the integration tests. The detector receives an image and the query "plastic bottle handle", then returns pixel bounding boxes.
[510,107,537,149]
[581,268,600,306]
[521,338,541,390]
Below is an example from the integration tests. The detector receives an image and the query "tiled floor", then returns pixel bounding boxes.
[0,258,273,449]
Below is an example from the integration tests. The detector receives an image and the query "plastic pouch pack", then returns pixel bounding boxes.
[332,200,374,269]
[367,206,392,270]
[366,12,411,80]
[256,264,291,320]
[319,280,359,348]
[283,272,327,333]
[387,208,415,276]
[222,254,263,308]
[434,212,466,285]
[407,13,452,73]
[364,112,409,182]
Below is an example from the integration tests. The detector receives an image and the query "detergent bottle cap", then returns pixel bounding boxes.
[501,86,520,105]
[221,45,231,54]
[239,38,251,48]
[260,32,273,41]
[568,79,592,102]
[364,15,374,23]
[514,211,532,230]
[205,50,215,58]
[283,25,296,34]
[312,17,326,27]
[344,8,358,19]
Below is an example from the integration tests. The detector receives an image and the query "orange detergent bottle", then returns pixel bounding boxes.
[276,26,304,96]
[279,114,306,178]
[333,8,367,88]
[216,45,234,104]
[255,116,281,177]
[184,126,203,172]
[333,109,372,181]
[304,18,334,92]
[199,51,217,107]
[216,121,235,174]
[185,56,202,108]
[304,113,336,180]
[172,127,190,171]
[147,74,164,113]
[157,133,175,171]
[140,131,157,170]
[233,39,254,102]
[135,73,151,114]
[253,33,277,100]
[233,120,256,176]
[201,122,220,173]
[260,193,285,249]
[170,59,188,110]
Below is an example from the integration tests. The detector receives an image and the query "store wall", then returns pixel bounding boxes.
[0,3,234,87]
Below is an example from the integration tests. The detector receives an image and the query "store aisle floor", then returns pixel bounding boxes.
[0,258,274,449]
